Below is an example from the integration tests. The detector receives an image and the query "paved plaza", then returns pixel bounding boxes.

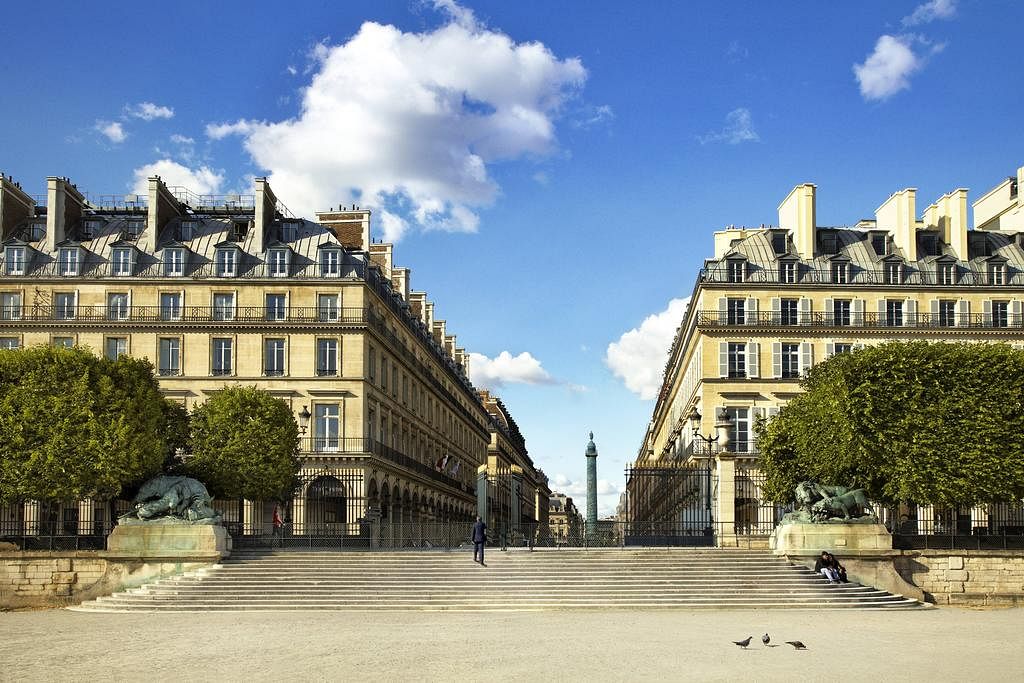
[1,607,1021,681]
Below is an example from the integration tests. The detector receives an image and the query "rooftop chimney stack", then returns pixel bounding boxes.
[875,188,918,261]
[923,189,969,260]
[144,176,185,252]
[315,206,371,250]
[0,174,36,241]
[777,183,816,259]
[45,176,86,252]
[253,177,278,254]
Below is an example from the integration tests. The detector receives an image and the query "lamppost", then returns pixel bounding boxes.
[686,406,733,539]
[297,406,311,436]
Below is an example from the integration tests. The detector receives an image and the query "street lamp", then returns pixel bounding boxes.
[297,406,311,435]
[686,406,733,455]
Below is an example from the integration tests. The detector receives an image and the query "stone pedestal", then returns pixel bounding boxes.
[770,521,892,553]
[107,523,231,559]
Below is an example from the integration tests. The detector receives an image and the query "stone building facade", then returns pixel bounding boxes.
[548,493,582,543]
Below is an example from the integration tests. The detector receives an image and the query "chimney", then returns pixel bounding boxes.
[424,301,435,330]
[369,243,393,279]
[144,176,186,252]
[253,177,278,254]
[391,267,411,302]
[875,188,917,261]
[433,319,446,345]
[923,189,969,260]
[445,334,456,357]
[45,177,87,252]
[973,165,1024,232]
[0,175,36,241]
[777,183,816,259]
[315,207,371,250]
[408,291,427,323]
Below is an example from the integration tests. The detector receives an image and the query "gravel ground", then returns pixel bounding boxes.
[1,607,1021,681]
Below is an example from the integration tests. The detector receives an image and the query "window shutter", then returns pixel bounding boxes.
[746,342,759,378]
[770,297,780,324]
[766,406,780,420]
[751,407,765,444]
[719,342,728,378]
[800,342,813,374]
[825,341,835,359]
[823,298,833,325]
[983,300,993,327]
[852,299,864,325]
[904,299,916,326]
[877,298,886,319]
[957,299,970,326]
[718,297,727,325]
[853,342,866,351]
[1012,300,1022,327]
[930,299,939,317]
[799,297,811,324]
[772,342,782,378]
[746,297,758,325]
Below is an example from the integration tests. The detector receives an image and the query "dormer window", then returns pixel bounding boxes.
[4,246,26,275]
[726,259,745,283]
[280,221,299,242]
[989,263,1006,285]
[771,233,787,255]
[831,262,849,284]
[871,233,888,256]
[216,247,238,277]
[268,248,290,277]
[320,248,341,278]
[885,262,902,284]
[24,220,45,242]
[164,248,185,277]
[819,232,839,255]
[231,220,250,241]
[938,263,957,285]
[779,261,798,284]
[179,220,198,241]
[58,247,80,276]
[124,220,144,240]
[111,247,135,276]
[81,219,103,240]
[919,233,939,257]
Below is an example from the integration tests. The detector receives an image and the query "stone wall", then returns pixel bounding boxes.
[1,551,217,610]
[894,550,1024,606]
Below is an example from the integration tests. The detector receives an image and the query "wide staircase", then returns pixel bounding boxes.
[71,548,925,612]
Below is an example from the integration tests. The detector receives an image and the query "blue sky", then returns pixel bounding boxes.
[2,0,1023,514]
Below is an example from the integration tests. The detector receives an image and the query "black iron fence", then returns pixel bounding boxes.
[700,266,1020,287]
[697,309,1024,330]
[887,503,1024,549]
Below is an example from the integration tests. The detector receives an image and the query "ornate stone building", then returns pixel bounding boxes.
[628,165,1024,544]
[548,493,582,543]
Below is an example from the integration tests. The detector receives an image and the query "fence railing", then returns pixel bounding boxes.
[0,305,370,325]
[700,266,1020,287]
[697,310,1024,330]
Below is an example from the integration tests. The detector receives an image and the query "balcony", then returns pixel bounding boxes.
[700,266,1018,287]
[0,305,369,325]
[696,310,1023,330]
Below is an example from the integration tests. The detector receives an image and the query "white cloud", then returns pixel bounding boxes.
[205,1,586,238]
[605,297,689,400]
[131,159,225,195]
[170,134,194,145]
[550,474,621,516]
[96,121,126,143]
[571,104,614,129]
[902,0,957,26]
[469,351,557,390]
[697,108,759,145]
[853,34,922,101]
[126,102,175,121]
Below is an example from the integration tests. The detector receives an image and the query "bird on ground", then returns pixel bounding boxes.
[762,633,770,647]
[785,641,807,650]
[733,637,753,649]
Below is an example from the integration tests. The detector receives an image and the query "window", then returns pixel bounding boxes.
[58,248,80,276]
[111,247,133,276]
[780,343,800,378]
[179,221,197,240]
[727,342,746,378]
[369,347,376,380]
[0,337,19,350]
[264,338,286,376]
[215,249,237,277]
[725,407,750,454]
[886,299,903,327]
[1,293,22,320]
[318,294,339,322]
[81,220,102,239]
[832,262,849,284]
[381,357,388,390]
[315,404,340,452]
[992,301,1009,328]
[158,338,180,376]
[52,337,74,348]
[54,293,76,320]
[107,293,130,320]
[212,338,233,375]
[726,260,745,283]
[317,339,338,376]
[4,246,26,275]
[833,343,854,355]
[266,294,287,321]
[268,249,289,277]
[727,298,745,325]
[212,293,235,321]
[780,299,798,325]
[871,234,887,255]
[938,264,956,285]
[989,264,1006,285]
[779,261,798,284]
[105,337,127,360]
[771,233,787,255]
[280,222,298,242]
[833,300,851,326]
[320,249,341,277]
[885,263,902,284]
[820,232,838,255]
[938,300,956,327]
[160,292,182,321]
[124,220,143,240]
[164,248,185,277]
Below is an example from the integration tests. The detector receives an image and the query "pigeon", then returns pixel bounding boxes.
[785,641,807,650]
[762,633,770,647]
[733,636,753,649]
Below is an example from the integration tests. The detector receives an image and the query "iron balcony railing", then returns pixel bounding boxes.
[700,266,1020,287]
[0,305,370,325]
[697,310,1024,330]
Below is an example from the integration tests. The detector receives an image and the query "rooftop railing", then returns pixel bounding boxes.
[700,267,1020,287]
[696,310,1024,330]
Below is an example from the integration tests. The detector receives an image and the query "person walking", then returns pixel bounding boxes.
[272,505,284,547]
[472,516,487,566]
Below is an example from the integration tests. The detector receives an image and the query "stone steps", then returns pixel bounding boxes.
[71,549,926,612]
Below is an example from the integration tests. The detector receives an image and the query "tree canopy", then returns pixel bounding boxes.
[186,386,300,501]
[0,345,169,503]
[755,341,1024,506]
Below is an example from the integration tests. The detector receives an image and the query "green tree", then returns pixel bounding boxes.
[755,341,1024,506]
[186,386,300,501]
[0,345,168,503]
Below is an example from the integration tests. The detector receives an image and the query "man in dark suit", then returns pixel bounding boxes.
[472,516,487,566]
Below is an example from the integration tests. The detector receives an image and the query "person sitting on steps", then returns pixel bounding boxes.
[814,550,840,583]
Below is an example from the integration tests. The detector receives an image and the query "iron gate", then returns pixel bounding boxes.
[623,460,717,546]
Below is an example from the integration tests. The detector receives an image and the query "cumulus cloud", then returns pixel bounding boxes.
[469,351,557,390]
[550,474,621,516]
[126,102,175,121]
[697,108,759,145]
[204,1,586,237]
[96,121,126,143]
[131,159,225,195]
[605,297,689,400]
[902,0,957,26]
[853,34,922,101]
